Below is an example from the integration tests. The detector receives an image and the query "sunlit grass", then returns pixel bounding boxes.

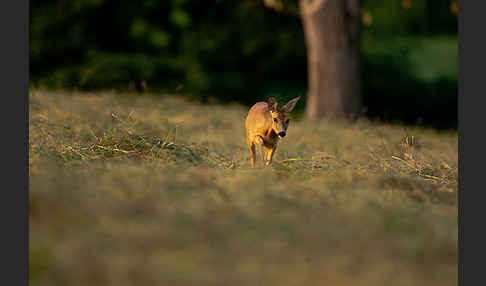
[30,90,457,286]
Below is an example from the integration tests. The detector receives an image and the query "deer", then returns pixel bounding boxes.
[245,96,300,167]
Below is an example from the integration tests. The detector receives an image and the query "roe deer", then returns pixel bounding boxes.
[245,96,300,167]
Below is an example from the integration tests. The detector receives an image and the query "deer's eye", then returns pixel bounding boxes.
[285,119,290,124]
[273,118,278,123]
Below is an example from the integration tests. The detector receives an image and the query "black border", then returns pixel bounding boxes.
[458,1,486,285]
[0,0,29,285]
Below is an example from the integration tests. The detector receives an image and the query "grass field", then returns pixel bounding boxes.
[29,90,457,286]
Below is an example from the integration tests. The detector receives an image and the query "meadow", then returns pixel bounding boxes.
[29,90,457,286]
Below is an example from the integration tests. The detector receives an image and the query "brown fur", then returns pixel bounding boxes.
[245,97,300,167]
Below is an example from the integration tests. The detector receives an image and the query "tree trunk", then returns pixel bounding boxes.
[299,0,361,121]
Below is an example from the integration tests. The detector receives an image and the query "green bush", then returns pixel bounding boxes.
[361,35,457,129]
[30,0,457,129]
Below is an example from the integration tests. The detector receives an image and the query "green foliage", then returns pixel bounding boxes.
[30,0,458,128]
[361,34,457,129]
[362,0,457,34]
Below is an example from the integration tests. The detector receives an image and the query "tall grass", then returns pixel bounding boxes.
[30,90,457,286]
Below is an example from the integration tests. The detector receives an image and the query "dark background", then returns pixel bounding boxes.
[30,0,458,129]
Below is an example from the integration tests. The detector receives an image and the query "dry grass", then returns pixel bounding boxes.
[30,90,457,286]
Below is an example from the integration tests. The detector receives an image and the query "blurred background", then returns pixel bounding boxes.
[30,0,458,129]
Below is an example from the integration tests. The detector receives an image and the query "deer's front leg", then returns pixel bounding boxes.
[265,144,277,166]
[248,141,256,167]
[255,135,266,167]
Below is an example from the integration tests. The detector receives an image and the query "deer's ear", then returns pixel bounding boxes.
[281,96,300,113]
[267,97,278,111]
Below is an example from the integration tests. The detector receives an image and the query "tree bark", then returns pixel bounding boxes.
[299,0,361,121]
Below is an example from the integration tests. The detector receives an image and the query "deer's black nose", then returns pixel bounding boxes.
[278,131,286,138]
